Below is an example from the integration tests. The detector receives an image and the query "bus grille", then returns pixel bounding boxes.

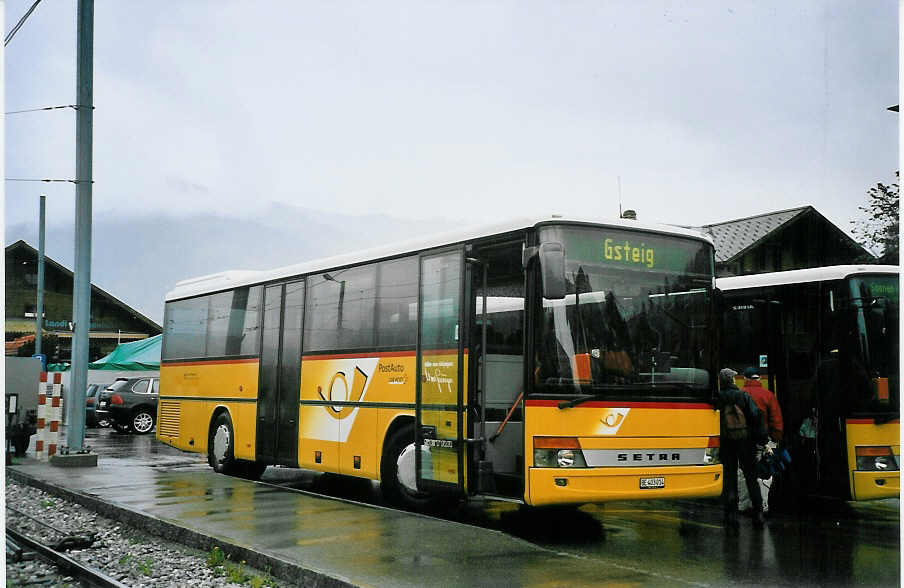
[158,400,181,437]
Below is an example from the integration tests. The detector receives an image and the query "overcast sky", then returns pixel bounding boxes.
[4,1,899,239]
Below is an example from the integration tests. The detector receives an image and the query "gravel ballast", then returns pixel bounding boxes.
[6,479,279,587]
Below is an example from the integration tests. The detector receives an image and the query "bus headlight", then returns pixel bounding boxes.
[533,437,587,468]
[855,446,899,471]
[703,436,720,465]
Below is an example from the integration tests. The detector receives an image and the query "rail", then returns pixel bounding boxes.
[5,525,129,588]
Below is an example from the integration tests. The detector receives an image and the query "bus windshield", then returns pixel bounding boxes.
[534,225,714,399]
[846,275,900,414]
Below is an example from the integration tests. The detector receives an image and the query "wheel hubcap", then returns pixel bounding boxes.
[397,443,432,494]
[133,413,153,432]
[213,424,231,464]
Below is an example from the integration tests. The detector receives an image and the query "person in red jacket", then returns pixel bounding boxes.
[741,367,784,515]
[742,367,783,443]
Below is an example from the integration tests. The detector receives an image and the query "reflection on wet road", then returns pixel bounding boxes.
[86,429,901,587]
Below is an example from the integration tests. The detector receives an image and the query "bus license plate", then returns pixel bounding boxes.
[640,477,665,489]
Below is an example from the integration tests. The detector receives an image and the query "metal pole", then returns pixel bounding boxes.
[68,0,93,452]
[480,263,487,455]
[35,195,46,356]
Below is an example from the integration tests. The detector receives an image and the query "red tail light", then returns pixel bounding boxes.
[707,436,720,448]
[111,394,124,405]
[86,398,95,405]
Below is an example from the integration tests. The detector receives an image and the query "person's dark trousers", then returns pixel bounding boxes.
[722,439,763,518]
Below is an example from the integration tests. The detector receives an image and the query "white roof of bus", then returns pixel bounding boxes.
[716,265,899,291]
[166,215,714,301]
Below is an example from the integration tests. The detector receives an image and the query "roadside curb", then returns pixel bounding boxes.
[7,467,357,588]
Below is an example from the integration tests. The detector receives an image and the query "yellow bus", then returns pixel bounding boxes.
[717,265,899,503]
[157,216,722,508]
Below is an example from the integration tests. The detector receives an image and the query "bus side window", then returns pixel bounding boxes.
[304,265,377,352]
[163,296,209,360]
[375,256,418,348]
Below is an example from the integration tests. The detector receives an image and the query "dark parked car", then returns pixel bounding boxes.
[86,383,112,428]
[95,377,159,434]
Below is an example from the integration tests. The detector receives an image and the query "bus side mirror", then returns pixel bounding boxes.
[714,288,725,314]
[539,242,566,300]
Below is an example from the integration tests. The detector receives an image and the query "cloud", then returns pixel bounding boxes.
[4,1,897,234]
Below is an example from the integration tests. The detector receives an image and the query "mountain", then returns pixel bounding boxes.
[5,205,460,324]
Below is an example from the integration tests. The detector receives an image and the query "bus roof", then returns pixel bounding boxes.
[166,215,714,301]
[716,264,900,291]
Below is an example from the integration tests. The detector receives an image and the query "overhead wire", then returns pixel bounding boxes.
[5,178,91,184]
[5,105,81,115]
[5,0,44,47]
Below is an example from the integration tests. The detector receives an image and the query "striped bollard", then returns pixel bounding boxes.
[48,373,63,457]
[35,373,49,460]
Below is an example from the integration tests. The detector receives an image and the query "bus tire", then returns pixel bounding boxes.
[208,412,240,475]
[380,425,436,511]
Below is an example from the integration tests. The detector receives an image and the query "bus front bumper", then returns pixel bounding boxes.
[527,465,723,506]
[852,470,900,501]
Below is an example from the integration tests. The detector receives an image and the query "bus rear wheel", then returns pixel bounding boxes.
[208,412,240,475]
[380,425,437,511]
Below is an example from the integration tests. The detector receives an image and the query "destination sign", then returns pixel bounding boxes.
[539,225,713,277]
[604,238,654,269]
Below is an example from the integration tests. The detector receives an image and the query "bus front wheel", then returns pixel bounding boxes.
[380,425,437,511]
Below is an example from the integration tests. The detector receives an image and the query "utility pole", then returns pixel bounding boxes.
[67,0,93,453]
[35,195,46,357]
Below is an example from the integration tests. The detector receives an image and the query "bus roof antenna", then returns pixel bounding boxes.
[618,176,623,218]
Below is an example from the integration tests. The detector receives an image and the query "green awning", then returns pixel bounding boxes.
[89,334,161,370]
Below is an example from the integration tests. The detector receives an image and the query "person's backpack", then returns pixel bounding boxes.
[758,447,792,480]
[722,402,748,441]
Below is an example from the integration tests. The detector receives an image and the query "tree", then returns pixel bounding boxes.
[851,172,899,265]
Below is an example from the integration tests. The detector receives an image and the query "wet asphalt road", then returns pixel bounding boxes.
[82,427,900,587]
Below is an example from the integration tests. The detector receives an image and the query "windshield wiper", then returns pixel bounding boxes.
[558,394,600,409]
[556,382,701,409]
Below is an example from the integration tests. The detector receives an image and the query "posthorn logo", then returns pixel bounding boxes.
[598,408,630,435]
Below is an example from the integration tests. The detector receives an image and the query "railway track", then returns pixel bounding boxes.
[6,524,129,587]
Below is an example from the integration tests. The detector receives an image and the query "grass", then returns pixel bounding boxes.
[118,552,154,577]
[225,561,251,584]
[206,546,226,567]
[205,546,277,586]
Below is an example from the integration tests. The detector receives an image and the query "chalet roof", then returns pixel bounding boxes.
[691,206,811,262]
[686,205,870,264]
[5,240,162,333]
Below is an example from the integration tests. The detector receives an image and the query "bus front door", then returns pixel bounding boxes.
[416,250,466,495]
[257,281,304,466]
